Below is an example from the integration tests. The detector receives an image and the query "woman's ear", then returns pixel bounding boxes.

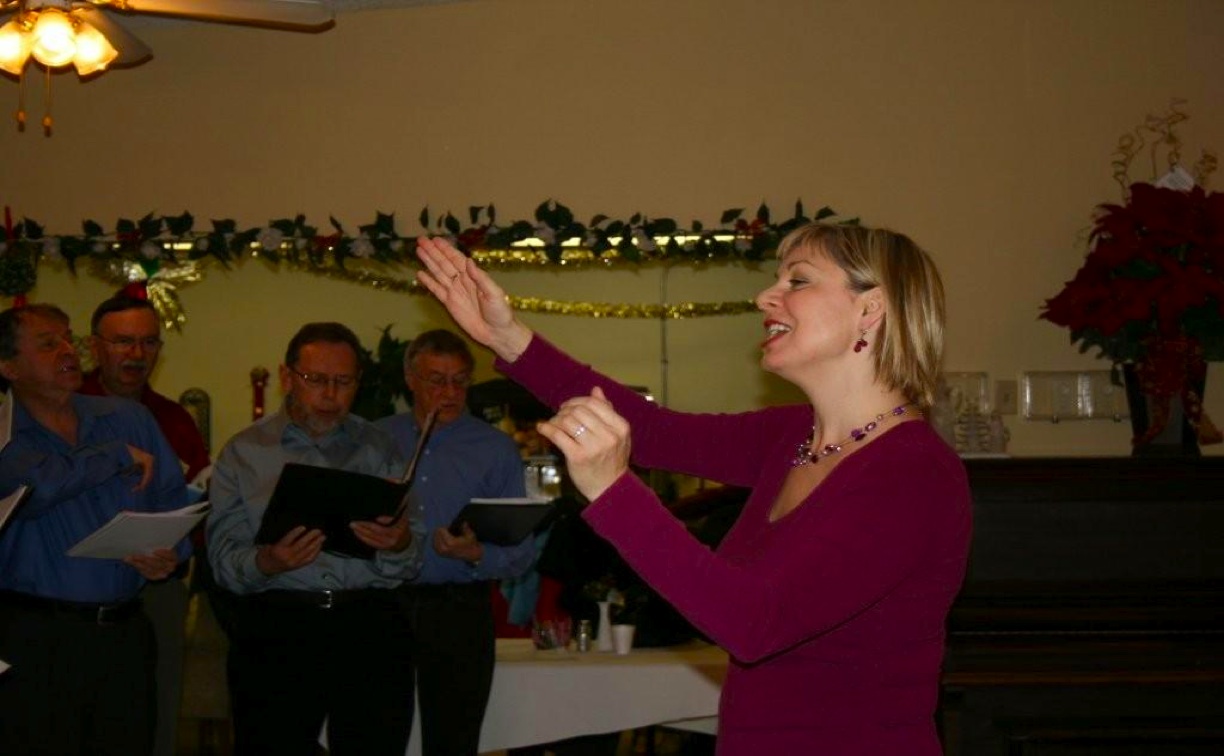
[859,290,886,331]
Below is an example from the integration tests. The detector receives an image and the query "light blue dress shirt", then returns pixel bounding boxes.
[0,394,189,603]
[377,410,535,584]
[206,407,424,594]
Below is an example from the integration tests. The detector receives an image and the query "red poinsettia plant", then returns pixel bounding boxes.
[1041,181,1224,445]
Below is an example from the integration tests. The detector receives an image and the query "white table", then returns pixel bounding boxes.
[407,638,728,754]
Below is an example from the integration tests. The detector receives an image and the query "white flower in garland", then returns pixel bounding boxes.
[140,241,161,260]
[631,228,657,253]
[43,237,62,261]
[349,235,375,259]
[257,227,285,253]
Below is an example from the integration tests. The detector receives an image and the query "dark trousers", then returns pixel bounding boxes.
[0,593,156,756]
[227,589,415,756]
[400,581,496,756]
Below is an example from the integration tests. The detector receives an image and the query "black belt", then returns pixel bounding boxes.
[0,590,142,625]
[399,581,490,600]
[248,588,395,610]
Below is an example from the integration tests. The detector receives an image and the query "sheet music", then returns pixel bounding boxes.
[0,389,13,451]
[67,502,210,559]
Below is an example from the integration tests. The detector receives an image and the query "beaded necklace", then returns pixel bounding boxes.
[791,403,913,467]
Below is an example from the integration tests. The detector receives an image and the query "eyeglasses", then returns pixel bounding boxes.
[416,372,473,390]
[97,336,163,351]
[291,368,360,391]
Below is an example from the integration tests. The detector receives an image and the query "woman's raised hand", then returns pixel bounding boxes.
[415,236,533,362]
[538,386,632,502]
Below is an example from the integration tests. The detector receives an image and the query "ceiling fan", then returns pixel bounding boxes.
[0,0,334,76]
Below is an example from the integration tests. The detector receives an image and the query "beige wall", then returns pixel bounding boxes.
[2,0,1222,457]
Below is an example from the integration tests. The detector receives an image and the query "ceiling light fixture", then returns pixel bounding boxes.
[0,8,118,76]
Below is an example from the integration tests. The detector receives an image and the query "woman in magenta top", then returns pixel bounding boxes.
[416,223,972,755]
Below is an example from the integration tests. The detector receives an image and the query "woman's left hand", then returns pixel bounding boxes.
[538,386,632,502]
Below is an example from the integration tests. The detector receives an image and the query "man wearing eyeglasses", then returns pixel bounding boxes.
[207,321,425,756]
[0,303,190,756]
[377,329,536,756]
[81,292,211,756]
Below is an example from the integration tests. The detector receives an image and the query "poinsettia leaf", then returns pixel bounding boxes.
[166,212,194,237]
[418,207,430,230]
[22,219,43,239]
[116,218,136,235]
[375,212,396,237]
[82,220,103,237]
[270,219,296,236]
[444,213,461,235]
[138,214,162,240]
[794,199,805,220]
[721,208,743,224]
[329,216,345,234]
[650,217,677,235]
[211,219,236,235]
[469,206,483,225]
[756,203,770,223]
[814,206,836,221]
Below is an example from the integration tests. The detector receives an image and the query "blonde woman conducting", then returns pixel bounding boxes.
[416,223,972,755]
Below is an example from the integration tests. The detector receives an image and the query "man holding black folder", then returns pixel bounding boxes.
[378,329,536,756]
[207,322,425,756]
[0,303,190,756]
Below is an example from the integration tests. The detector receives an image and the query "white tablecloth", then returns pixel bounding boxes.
[409,637,728,754]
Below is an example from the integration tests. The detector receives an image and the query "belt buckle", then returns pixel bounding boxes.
[96,604,120,625]
[320,590,335,610]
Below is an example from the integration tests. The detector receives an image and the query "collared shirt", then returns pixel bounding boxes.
[207,407,424,594]
[377,410,534,584]
[79,369,211,482]
[0,394,189,603]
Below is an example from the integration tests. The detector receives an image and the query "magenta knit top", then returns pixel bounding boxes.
[499,336,972,755]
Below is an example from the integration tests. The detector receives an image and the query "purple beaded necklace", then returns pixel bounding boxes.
[791,403,912,467]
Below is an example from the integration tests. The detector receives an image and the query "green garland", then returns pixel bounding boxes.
[0,200,848,318]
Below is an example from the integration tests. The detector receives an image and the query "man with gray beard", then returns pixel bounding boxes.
[207,321,424,756]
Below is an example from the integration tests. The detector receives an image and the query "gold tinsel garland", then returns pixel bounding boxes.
[298,258,759,320]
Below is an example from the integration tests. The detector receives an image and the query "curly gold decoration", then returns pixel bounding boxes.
[1111,99,1216,197]
[90,258,203,330]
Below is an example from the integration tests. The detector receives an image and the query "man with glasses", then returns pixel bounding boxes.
[207,321,424,756]
[378,329,536,756]
[0,303,190,755]
[82,292,211,756]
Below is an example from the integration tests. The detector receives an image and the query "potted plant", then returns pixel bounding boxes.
[1040,105,1224,454]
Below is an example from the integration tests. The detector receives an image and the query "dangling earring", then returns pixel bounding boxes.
[853,330,868,353]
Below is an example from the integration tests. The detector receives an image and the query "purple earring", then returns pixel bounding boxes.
[853,330,868,353]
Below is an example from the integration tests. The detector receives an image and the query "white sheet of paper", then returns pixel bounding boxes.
[67,502,210,559]
[0,484,30,536]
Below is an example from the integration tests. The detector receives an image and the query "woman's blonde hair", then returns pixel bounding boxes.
[775,223,946,409]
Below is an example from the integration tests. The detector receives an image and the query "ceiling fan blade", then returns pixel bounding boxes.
[117,0,333,29]
[75,7,153,67]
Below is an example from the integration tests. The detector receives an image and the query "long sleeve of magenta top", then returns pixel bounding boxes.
[498,335,972,755]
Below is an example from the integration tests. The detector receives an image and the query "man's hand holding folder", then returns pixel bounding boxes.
[254,410,437,561]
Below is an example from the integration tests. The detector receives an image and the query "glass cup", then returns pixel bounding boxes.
[531,617,573,651]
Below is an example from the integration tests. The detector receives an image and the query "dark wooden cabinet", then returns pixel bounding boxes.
[940,458,1224,755]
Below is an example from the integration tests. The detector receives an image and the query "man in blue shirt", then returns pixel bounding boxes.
[207,321,425,756]
[378,328,535,756]
[0,303,189,756]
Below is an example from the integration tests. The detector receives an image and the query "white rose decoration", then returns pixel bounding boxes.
[257,227,285,252]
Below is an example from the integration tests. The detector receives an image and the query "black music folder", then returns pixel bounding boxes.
[255,411,438,560]
[255,464,409,560]
[449,497,556,547]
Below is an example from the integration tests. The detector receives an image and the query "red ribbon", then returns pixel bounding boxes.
[1133,338,1222,446]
